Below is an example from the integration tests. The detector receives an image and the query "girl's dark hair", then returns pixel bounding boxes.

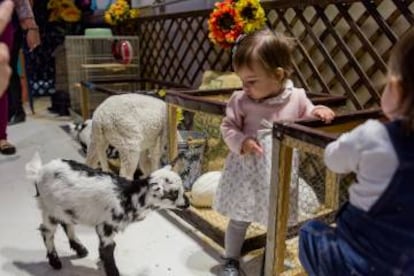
[389,28,414,131]
[232,29,295,77]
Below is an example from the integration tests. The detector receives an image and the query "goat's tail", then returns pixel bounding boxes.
[25,152,43,181]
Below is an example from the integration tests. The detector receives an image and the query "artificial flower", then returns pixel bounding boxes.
[208,0,266,49]
[208,1,243,49]
[235,0,266,33]
[60,6,82,22]
[105,0,139,26]
[47,0,82,23]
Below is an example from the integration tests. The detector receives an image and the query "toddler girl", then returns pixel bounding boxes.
[213,29,335,276]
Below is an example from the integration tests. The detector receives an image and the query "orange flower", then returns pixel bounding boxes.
[208,1,243,49]
[47,0,81,23]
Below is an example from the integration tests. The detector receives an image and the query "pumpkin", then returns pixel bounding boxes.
[190,171,222,208]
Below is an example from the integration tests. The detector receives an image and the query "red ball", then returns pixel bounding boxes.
[111,40,133,64]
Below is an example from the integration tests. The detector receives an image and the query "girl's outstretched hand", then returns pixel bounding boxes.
[312,106,335,123]
[241,138,263,156]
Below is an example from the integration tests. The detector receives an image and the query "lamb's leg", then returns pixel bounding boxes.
[119,149,140,180]
[60,223,88,258]
[86,122,110,172]
[151,138,162,172]
[39,215,62,269]
[139,150,152,178]
[85,138,99,168]
[96,223,119,276]
[96,140,110,172]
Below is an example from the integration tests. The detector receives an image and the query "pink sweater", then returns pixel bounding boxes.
[221,80,318,154]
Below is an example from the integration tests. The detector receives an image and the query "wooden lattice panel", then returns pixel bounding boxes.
[127,0,414,111]
[265,0,413,110]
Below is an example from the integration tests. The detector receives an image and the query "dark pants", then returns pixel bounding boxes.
[0,22,14,140]
[299,219,406,276]
[8,24,24,119]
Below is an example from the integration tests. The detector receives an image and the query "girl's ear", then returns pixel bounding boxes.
[273,67,285,82]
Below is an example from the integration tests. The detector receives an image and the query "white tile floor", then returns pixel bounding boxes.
[0,99,262,276]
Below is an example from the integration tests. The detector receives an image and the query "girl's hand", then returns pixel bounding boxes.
[241,138,263,156]
[312,106,335,123]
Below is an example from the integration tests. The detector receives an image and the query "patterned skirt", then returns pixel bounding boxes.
[213,128,301,227]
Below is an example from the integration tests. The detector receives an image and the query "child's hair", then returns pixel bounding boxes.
[389,28,414,131]
[232,29,295,78]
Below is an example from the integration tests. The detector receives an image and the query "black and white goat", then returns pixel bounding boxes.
[26,152,189,276]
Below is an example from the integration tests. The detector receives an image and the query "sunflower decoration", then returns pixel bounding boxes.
[47,0,82,23]
[208,0,243,49]
[208,0,266,49]
[104,0,140,26]
[234,0,266,33]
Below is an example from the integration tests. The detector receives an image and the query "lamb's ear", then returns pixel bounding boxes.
[162,165,172,171]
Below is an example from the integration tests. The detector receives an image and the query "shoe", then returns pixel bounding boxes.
[8,111,26,125]
[0,140,16,155]
[221,258,240,276]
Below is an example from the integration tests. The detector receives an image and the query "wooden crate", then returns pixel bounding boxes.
[165,89,348,256]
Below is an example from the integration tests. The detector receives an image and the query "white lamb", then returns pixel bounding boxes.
[86,94,168,180]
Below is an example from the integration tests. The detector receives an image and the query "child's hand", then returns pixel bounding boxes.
[312,106,335,123]
[241,138,263,155]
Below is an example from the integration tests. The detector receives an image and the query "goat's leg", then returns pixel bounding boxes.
[119,149,140,180]
[39,214,62,269]
[96,223,119,276]
[60,223,88,258]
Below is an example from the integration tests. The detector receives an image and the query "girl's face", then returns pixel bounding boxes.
[381,75,401,120]
[236,63,284,101]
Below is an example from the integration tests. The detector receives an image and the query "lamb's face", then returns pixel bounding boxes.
[148,166,189,210]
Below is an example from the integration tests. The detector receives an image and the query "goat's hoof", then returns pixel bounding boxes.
[70,241,88,258]
[47,252,62,270]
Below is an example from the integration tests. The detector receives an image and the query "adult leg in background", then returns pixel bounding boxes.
[0,21,16,155]
[8,23,25,125]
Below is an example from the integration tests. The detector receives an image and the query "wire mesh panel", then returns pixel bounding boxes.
[65,36,140,115]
